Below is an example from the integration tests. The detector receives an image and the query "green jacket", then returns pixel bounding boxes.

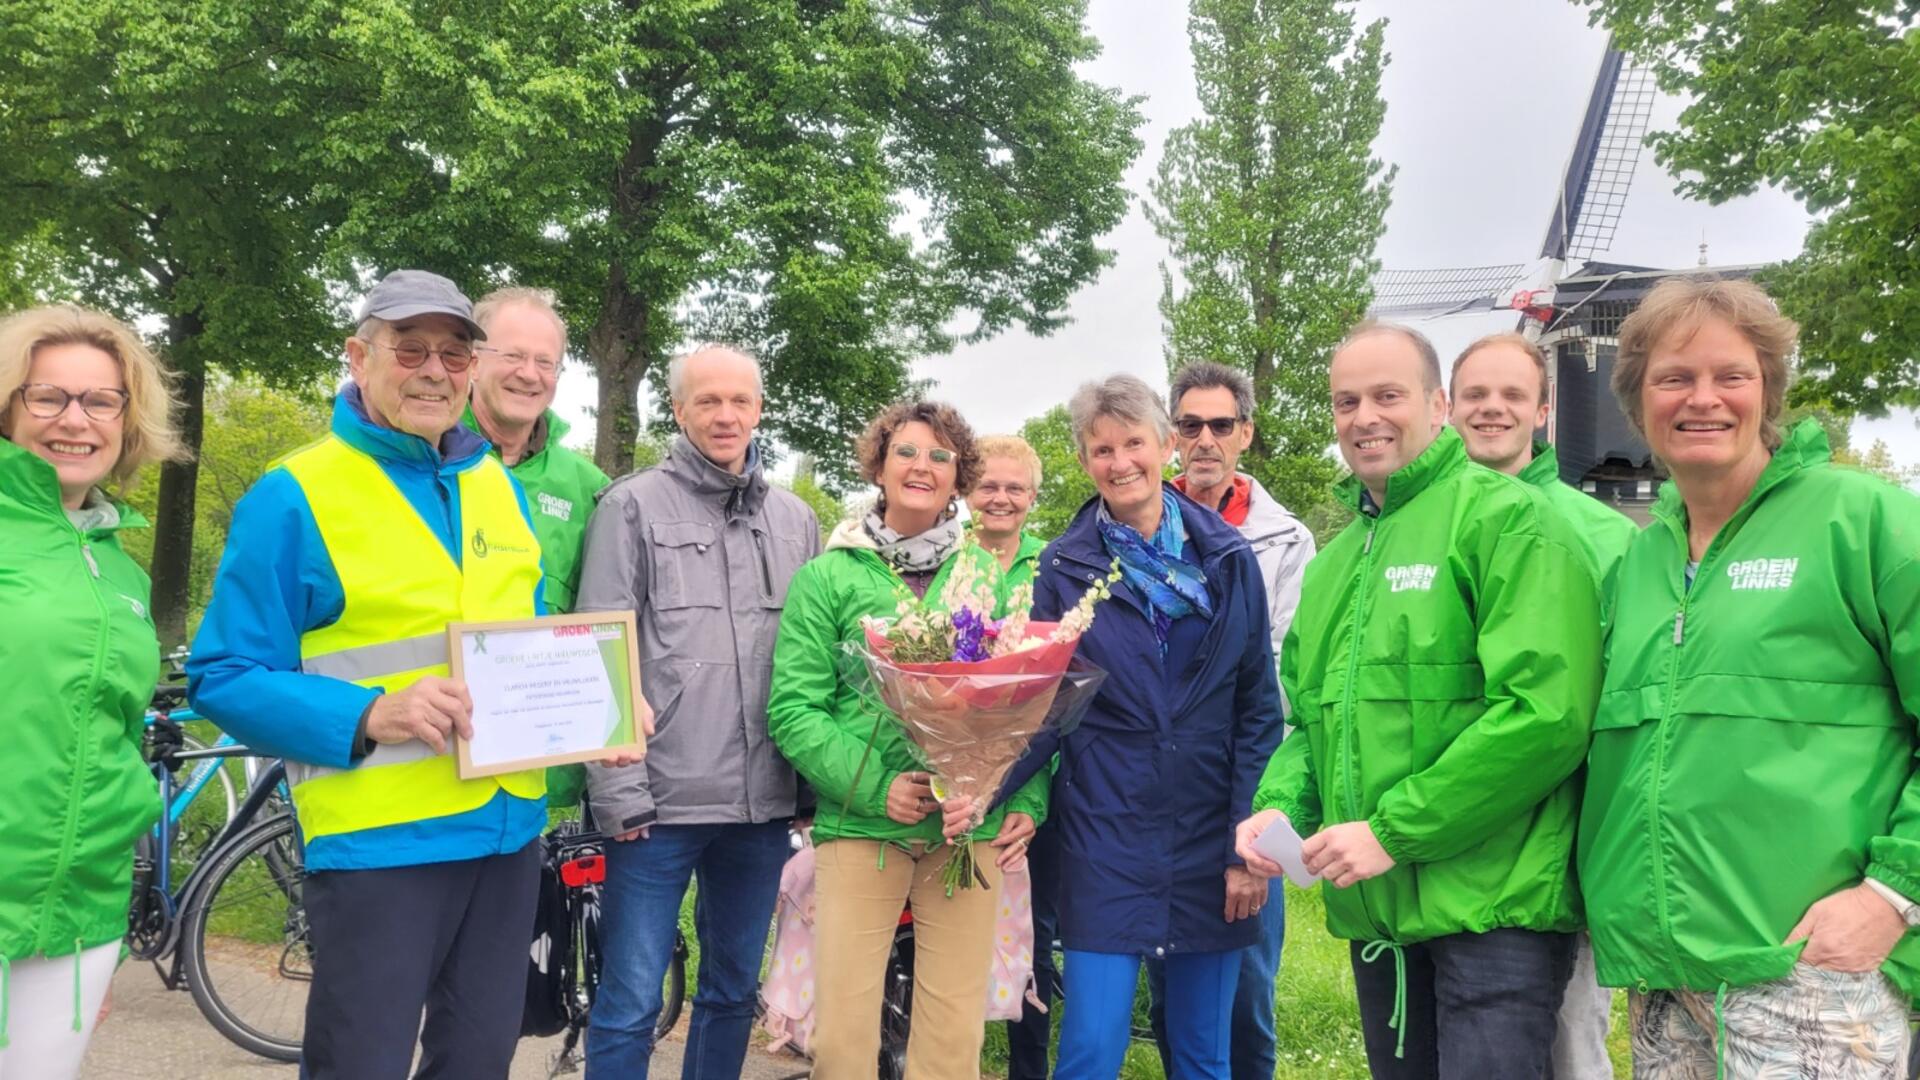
[995,531,1047,609]
[0,442,161,965]
[1580,421,1920,996]
[1519,442,1639,588]
[768,521,1050,846]
[463,406,610,614]
[1254,427,1602,944]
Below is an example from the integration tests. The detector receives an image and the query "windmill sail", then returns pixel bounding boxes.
[1539,40,1656,262]
[1367,39,1656,319]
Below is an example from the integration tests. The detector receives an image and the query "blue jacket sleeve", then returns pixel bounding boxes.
[186,469,377,768]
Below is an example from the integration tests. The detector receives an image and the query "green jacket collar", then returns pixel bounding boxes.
[1518,442,1560,489]
[0,440,145,536]
[1335,425,1469,519]
[462,404,566,468]
[1649,419,1830,535]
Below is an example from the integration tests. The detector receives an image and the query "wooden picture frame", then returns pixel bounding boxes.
[448,611,645,779]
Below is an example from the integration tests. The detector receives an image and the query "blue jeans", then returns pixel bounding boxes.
[1146,898,1284,1080]
[585,820,790,1080]
[1057,949,1236,1080]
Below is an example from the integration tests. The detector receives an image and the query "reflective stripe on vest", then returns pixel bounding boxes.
[283,434,546,841]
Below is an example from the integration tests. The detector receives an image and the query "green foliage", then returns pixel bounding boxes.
[119,376,332,634]
[338,0,1146,482]
[1148,0,1393,518]
[1019,405,1096,540]
[1579,0,1920,413]
[788,454,847,541]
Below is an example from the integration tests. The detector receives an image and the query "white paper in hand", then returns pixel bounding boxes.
[1251,816,1320,889]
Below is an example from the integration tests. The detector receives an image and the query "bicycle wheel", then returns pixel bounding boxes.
[180,812,309,1062]
[879,924,913,1080]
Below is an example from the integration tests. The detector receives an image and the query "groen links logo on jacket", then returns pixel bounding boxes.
[1384,564,1439,592]
[470,528,532,559]
[1726,557,1798,591]
[535,491,575,521]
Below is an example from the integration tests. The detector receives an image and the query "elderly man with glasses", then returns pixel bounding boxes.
[188,270,641,1079]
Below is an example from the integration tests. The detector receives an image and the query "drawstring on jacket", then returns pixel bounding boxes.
[72,939,84,1032]
[1359,939,1408,1059]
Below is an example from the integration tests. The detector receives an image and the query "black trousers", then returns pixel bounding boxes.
[300,841,541,1080]
[1350,926,1577,1080]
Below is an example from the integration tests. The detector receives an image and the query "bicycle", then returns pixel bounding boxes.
[127,704,309,1062]
[526,819,687,1077]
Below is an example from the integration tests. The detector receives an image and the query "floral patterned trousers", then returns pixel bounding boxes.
[1629,963,1910,1079]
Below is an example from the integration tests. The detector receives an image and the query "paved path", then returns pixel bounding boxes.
[83,961,810,1079]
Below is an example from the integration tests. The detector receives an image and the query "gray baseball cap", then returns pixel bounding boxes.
[355,269,486,340]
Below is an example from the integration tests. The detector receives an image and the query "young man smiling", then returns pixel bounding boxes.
[1447,333,1637,1080]
[1235,322,1602,1080]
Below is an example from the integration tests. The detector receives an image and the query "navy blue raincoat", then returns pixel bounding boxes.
[1005,488,1285,957]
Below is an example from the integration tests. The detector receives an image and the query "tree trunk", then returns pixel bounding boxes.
[587,112,670,477]
[149,312,205,648]
[589,273,649,476]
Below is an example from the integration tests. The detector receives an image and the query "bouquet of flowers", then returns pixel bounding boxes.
[841,553,1118,893]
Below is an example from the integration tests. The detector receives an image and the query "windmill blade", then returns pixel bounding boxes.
[1369,263,1529,317]
[1539,40,1656,262]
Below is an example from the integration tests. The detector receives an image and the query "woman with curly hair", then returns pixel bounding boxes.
[769,399,1050,1079]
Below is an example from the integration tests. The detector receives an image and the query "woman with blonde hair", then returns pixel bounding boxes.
[0,305,183,1077]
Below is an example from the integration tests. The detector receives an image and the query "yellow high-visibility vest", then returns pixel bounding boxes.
[281,434,546,842]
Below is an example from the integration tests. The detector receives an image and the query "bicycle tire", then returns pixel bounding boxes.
[180,812,309,1063]
[878,924,913,1080]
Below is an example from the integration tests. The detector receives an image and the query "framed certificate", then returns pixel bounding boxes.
[448,612,646,779]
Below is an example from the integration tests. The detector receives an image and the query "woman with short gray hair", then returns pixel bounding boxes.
[1002,373,1284,1077]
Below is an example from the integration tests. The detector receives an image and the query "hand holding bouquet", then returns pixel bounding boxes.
[842,552,1117,893]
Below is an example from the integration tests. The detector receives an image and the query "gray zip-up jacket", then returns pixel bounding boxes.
[578,436,820,831]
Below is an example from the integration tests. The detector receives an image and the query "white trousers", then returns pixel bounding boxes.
[1551,931,1616,1080]
[0,941,120,1080]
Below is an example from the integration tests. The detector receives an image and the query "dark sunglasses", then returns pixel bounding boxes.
[369,339,476,373]
[1174,415,1242,439]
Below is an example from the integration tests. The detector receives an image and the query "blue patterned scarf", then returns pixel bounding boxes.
[1097,489,1214,654]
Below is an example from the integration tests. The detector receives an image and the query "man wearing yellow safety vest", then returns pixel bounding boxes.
[188,270,643,1079]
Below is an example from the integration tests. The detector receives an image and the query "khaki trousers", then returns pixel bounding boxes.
[811,838,1002,1080]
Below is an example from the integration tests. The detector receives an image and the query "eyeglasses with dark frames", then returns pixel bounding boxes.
[12,384,131,422]
[1174,415,1243,439]
[366,338,477,373]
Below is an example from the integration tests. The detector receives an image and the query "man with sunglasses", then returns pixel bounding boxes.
[1137,360,1313,1080]
[188,270,640,1078]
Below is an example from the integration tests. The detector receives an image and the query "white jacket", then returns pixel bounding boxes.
[1237,475,1314,708]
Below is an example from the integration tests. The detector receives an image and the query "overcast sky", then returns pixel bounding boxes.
[557,0,1920,468]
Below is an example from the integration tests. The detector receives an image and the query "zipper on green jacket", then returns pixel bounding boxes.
[1339,520,1387,939]
[37,527,113,955]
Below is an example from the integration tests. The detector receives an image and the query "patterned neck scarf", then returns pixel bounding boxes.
[1097,489,1213,653]
[863,508,964,574]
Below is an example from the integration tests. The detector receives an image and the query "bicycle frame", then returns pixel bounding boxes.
[137,746,293,979]
[143,707,240,832]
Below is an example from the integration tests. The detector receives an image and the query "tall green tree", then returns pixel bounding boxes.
[1147,0,1393,514]
[342,0,1143,482]
[0,0,402,643]
[1578,0,1920,414]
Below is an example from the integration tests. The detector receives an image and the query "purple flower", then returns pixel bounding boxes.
[951,607,990,662]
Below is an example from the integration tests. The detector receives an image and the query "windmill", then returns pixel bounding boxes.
[1368,39,1755,514]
